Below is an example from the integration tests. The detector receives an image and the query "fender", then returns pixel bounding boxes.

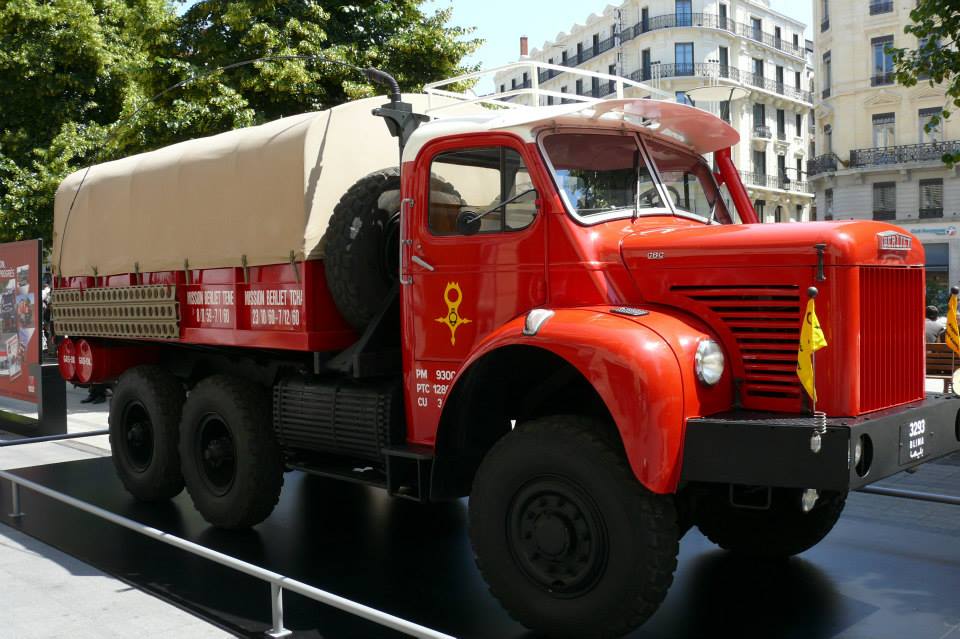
[443,306,734,494]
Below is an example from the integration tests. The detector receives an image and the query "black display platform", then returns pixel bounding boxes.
[2,457,959,638]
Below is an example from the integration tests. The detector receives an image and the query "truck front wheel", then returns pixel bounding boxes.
[108,365,185,501]
[469,416,679,639]
[179,376,284,529]
[695,486,847,558]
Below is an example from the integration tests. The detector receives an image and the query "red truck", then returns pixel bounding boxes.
[51,66,960,638]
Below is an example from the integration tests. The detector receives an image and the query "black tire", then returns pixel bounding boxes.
[108,365,185,501]
[325,169,404,331]
[469,416,679,639]
[696,486,847,558]
[325,169,461,330]
[179,375,284,529]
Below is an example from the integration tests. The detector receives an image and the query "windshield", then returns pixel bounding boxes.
[541,133,664,217]
[542,131,734,224]
[643,137,733,224]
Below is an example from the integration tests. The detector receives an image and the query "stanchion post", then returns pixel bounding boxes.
[266,583,292,638]
[9,481,23,518]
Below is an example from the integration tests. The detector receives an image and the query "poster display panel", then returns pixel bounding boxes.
[0,240,41,403]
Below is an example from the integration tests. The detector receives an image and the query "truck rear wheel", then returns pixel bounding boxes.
[696,486,847,558]
[179,375,284,529]
[108,365,185,501]
[469,415,679,639]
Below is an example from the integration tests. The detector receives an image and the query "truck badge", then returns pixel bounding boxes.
[876,230,912,252]
[436,282,471,345]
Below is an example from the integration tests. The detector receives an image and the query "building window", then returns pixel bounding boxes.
[920,178,944,218]
[795,112,802,137]
[560,85,568,104]
[869,0,894,15]
[719,3,728,30]
[511,78,516,90]
[562,50,568,65]
[821,0,830,30]
[500,84,505,93]
[825,188,834,219]
[719,100,731,123]
[793,33,800,49]
[575,79,583,95]
[592,33,599,55]
[676,0,692,27]
[774,205,783,223]
[577,42,583,63]
[873,181,896,220]
[796,204,803,221]
[822,51,831,98]
[824,123,832,154]
[591,76,600,97]
[641,7,649,32]
[920,107,944,142]
[754,199,766,220]
[641,48,652,81]
[751,17,762,42]
[753,149,767,177]
[676,91,694,106]
[872,112,895,147]
[795,70,801,92]
[776,65,784,91]
[777,154,787,186]
[796,157,803,181]
[753,58,764,78]
[753,102,767,136]
[719,46,729,76]
[547,96,554,106]
[776,109,786,140]
[871,36,895,85]
[675,42,694,75]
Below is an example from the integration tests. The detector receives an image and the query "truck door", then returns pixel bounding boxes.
[401,135,547,444]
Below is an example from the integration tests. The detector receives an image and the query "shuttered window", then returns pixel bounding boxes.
[873,181,896,220]
[919,178,944,218]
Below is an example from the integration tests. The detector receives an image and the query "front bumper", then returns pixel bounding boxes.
[680,393,960,491]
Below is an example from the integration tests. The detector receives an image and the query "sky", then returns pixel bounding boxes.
[426,0,813,89]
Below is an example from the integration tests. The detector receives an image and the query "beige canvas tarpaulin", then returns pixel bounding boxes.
[52,94,482,278]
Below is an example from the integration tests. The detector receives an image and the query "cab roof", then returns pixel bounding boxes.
[402,98,740,164]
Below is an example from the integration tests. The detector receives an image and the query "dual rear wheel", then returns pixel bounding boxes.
[108,368,283,529]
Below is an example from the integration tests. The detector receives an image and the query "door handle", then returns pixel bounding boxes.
[411,255,435,272]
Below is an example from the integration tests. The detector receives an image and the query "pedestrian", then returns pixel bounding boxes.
[926,305,944,343]
[81,384,109,405]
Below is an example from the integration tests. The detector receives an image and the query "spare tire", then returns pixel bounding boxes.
[325,168,459,331]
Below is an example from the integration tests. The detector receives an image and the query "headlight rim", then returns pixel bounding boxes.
[695,338,725,386]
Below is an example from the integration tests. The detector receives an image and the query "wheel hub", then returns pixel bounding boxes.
[196,415,236,496]
[121,402,154,473]
[510,478,607,596]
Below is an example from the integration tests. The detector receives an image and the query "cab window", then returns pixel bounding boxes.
[643,137,731,223]
[428,147,536,235]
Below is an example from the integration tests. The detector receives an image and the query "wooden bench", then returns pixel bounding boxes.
[926,342,958,393]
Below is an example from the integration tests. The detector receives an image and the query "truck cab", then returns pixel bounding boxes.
[51,63,960,639]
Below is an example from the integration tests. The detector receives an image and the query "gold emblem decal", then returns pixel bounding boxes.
[435,282,471,345]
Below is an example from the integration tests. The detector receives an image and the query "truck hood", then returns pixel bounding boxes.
[620,220,925,271]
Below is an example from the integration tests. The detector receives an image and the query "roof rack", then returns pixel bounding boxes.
[422,61,674,114]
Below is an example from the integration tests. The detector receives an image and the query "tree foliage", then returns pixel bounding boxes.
[0,0,480,245]
[891,0,960,165]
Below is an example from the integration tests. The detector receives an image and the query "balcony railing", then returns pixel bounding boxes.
[849,140,960,167]
[753,125,772,138]
[617,12,806,58]
[739,171,811,193]
[808,153,840,176]
[869,0,894,15]
[871,72,896,86]
[740,69,812,102]
[920,207,944,219]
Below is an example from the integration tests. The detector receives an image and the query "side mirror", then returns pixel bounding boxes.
[456,210,482,236]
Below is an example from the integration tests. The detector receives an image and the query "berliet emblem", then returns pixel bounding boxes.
[877,230,912,252]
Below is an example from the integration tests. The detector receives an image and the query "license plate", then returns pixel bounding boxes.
[899,418,929,465]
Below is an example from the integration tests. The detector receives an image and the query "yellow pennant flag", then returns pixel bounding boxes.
[946,292,960,356]
[797,298,828,402]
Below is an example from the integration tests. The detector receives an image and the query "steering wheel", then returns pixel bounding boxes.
[638,184,681,208]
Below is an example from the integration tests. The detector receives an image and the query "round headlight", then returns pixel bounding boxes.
[695,339,725,386]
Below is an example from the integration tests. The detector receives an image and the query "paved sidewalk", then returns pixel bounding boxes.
[0,387,231,639]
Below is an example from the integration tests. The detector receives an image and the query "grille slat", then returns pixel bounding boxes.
[859,267,924,412]
[673,285,802,407]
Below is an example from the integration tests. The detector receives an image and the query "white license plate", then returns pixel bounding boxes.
[899,418,929,465]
